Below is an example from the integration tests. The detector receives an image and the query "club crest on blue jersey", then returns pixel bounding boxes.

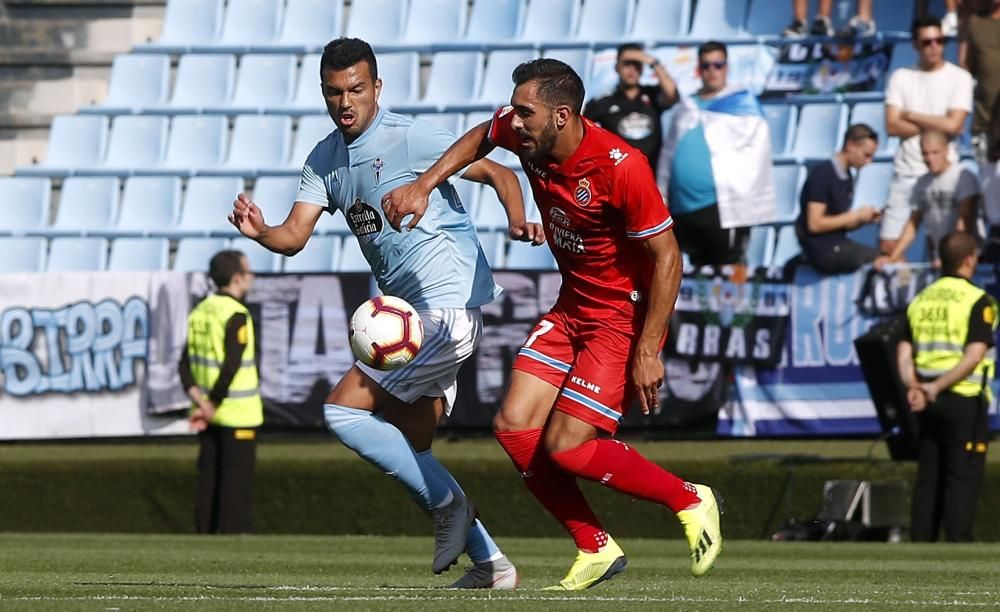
[372,157,384,186]
[574,178,592,206]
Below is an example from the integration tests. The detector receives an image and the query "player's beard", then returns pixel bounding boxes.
[523,120,558,163]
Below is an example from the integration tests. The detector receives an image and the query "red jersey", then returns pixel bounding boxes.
[488,105,674,328]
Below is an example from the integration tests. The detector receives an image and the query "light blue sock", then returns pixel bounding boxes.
[416,450,503,563]
[324,404,453,511]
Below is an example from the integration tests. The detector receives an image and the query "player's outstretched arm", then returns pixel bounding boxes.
[462,159,544,245]
[382,120,496,231]
[632,230,683,415]
[229,192,322,256]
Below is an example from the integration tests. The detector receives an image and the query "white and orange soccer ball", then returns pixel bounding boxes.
[349,296,424,370]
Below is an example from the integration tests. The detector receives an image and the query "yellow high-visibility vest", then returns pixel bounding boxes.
[907,276,997,399]
[186,293,263,427]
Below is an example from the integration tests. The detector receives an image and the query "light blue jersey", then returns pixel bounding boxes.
[297,108,501,310]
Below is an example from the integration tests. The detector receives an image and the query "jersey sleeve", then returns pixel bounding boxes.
[297,139,334,208]
[613,151,673,240]
[967,295,997,347]
[486,106,522,153]
[406,119,468,180]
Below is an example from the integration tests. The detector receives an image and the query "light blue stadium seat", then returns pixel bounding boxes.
[81,115,168,176]
[906,224,929,263]
[138,0,224,53]
[519,0,579,43]
[338,237,370,272]
[0,177,50,235]
[866,0,914,35]
[155,115,229,177]
[204,115,292,177]
[846,221,877,250]
[477,230,504,268]
[688,0,747,40]
[48,237,108,272]
[219,54,297,114]
[746,225,776,269]
[155,54,236,114]
[194,0,283,53]
[480,50,537,106]
[230,237,281,272]
[278,54,323,115]
[283,235,341,272]
[763,104,797,158]
[464,0,525,45]
[173,237,229,271]
[791,103,847,160]
[170,176,245,237]
[575,0,634,43]
[108,237,169,271]
[290,114,335,169]
[475,186,510,230]
[256,0,343,53]
[115,176,181,236]
[543,49,594,86]
[46,177,120,237]
[745,0,791,37]
[377,52,421,108]
[465,111,520,166]
[631,0,690,41]
[771,225,801,270]
[402,0,467,47]
[82,54,171,115]
[772,165,804,223]
[506,241,557,270]
[345,0,408,45]
[852,162,893,209]
[18,115,108,177]
[850,102,897,155]
[0,237,47,273]
[452,180,481,219]
[422,52,485,111]
[253,176,299,225]
[315,208,351,235]
[413,112,464,135]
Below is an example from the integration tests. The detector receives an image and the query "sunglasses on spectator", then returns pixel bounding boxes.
[700,61,727,71]
[919,37,944,47]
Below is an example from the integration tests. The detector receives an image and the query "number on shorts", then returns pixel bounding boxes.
[524,320,554,348]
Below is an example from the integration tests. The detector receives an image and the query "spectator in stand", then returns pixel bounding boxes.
[583,44,674,172]
[796,123,889,274]
[883,16,974,255]
[887,130,981,267]
[657,41,777,268]
[960,0,1000,171]
[979,96,1000,260]
[783,0,875,38]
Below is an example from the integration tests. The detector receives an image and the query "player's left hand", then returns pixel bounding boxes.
[381,183,430,232]
[631,350,663,415]
[510,222,545,245]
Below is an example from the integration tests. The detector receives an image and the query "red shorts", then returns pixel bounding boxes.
[512,309,637,434]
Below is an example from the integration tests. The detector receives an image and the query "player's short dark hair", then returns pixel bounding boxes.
[843,123,879,146]
[512,58,586,114]
[617,43,644,59]
[940,231,977,274]
[209,250,247,288]
[911,15,942,39]
[697,40,728,60]
[321,37,378,81]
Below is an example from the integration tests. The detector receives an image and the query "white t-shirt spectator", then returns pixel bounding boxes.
[911,162,980,248]
[885,62,974,177]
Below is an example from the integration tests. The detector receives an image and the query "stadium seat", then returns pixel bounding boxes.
[476,230,504,268]
[0,177,50,235]
[631,0,690,42]
[474,186,510,230]
[746,225,776,269]
[688,0,748,39]
[763,104,796,158]
[421,52,485,111]
[852,162,893,209]
[253,176,299,225]
[204,115,292,177]
[401,0,467,48]
[115,176,181,236]
[315,208,350,235]
[156,115,229,176]
[463,0,525,45]
[906,224,929,263]
[345,0,408,46]
[193,0,283,53]
[170,176,245,237]
[256,0,343,53]
[452,179,481,219]
[0,237,47,273]
[479,50,537,107]
[850,102,897,155]
[338,237,371,272]
[18,115,108,178]
[867,0,914,35]
[745,0,789,38]
[574,0,634,43]
[772,165,804,223]
[277,54,324,115]
[47,237,108,272]
[465,111,520,166]
[108,237,169,271]
[137,0,224,53]
[230,237,281,272]
[519,0,580,44]
[413,112,464,135]
[791,103,847,161]
[219,54,297,114]
[82,54,171,115]
[506,241,557,269]
[155,54,236,114]
[771,224,801,270]
[80,115,168,176]
[377,52,421,109]
[283,235,341,272]
[543,49,594,86]
[290,115,335,169]
[173,237,229,271]
[847,220,878,251]
[46,177,120,237]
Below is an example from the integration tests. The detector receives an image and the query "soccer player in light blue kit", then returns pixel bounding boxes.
[229,38,542,588]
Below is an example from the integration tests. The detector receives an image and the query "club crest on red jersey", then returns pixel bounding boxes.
[574,178,592,206]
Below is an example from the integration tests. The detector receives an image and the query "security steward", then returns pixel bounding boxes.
[897,231,997,542]
[179,250,262,534]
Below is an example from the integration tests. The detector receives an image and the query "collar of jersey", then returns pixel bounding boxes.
[347,106,386,151]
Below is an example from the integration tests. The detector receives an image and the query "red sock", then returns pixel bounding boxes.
[550,439,700,513]
[495,428,608,553]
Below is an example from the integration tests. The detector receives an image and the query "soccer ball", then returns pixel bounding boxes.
[349,296,424,370]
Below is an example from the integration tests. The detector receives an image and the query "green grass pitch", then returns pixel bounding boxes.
[1,533,998,610]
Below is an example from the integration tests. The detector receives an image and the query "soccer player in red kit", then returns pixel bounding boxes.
[381,59,723,588]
